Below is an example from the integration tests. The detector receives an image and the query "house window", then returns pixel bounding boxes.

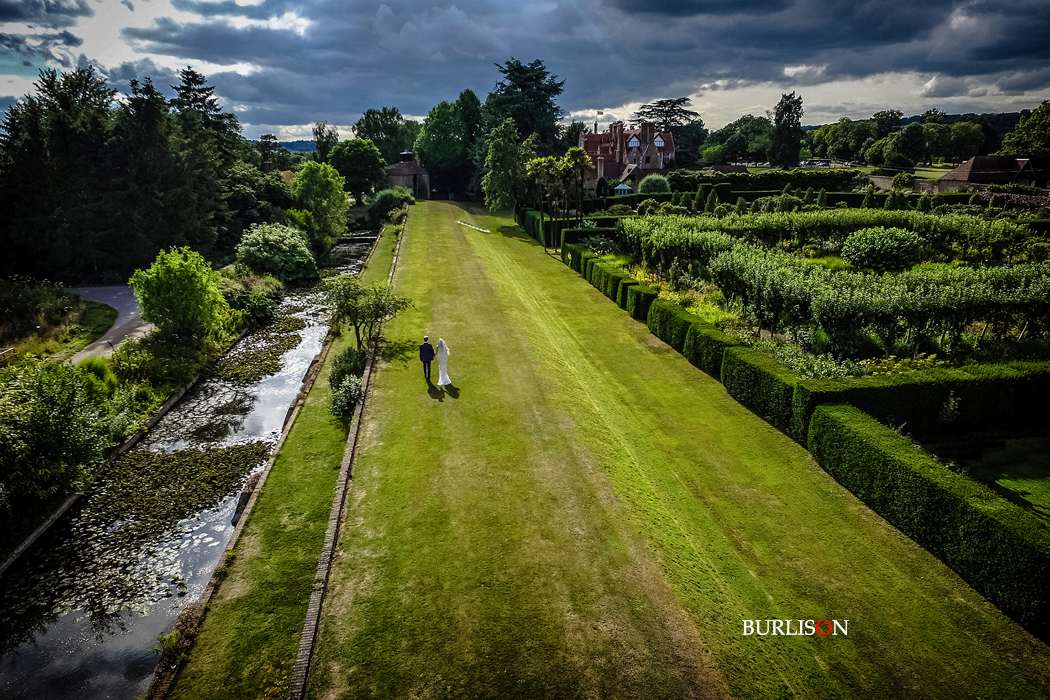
[645,156,651,164]
[654,136,664,147]
[628,136,640,147]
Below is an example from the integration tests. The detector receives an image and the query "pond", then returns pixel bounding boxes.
[0,236,374,699]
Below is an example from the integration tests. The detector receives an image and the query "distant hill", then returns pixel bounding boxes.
[280,140,316,152]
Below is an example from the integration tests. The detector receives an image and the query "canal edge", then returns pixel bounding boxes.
[0,369,208,578]
[286,212,407,699]
[144,323,338,699]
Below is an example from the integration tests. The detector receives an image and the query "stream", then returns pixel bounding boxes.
[0,237,374,699]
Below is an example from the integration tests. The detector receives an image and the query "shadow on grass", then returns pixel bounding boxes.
[426,379,444,402]
[378,338,417,365]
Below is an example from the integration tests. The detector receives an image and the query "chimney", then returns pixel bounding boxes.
[597,156,604,178]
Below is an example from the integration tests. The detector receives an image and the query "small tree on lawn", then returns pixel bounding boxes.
[130,247,232,340]
[325,276,412,349]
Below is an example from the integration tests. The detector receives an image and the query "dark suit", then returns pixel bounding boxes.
[419,342,435,380]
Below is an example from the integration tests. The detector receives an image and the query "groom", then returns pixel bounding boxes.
[419,335,435,381]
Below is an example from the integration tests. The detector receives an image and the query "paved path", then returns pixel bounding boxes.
[70,286,154,364]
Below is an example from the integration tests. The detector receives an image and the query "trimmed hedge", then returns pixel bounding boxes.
[792,362,1050,443]
[646,299,698,353]
[562,242,586,269]
[616,278,638,309]
[562,227,605,248]
[668,168,863,192]
[683,322,740,378]
[808,403,1050,633]
[626,284,658,321]
[720,347,801,434]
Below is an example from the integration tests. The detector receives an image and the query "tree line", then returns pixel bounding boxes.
[0,67,334,282]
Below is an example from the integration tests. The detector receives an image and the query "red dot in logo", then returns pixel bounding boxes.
[817,619,831,635]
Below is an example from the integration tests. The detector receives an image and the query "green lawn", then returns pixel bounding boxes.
[307,201,1050,699]
[168,227,394,699]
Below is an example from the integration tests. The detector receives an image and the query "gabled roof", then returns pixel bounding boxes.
[941,156,1050,183]
[387,160,428,176]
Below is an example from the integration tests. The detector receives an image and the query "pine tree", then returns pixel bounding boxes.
[705,189,718,213]
[817,188,828,207]
[803,187,815,204]
[735,196,748,215]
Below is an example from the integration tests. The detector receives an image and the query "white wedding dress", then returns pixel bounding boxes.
[436,338,452,386]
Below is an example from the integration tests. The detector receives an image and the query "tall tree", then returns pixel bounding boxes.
[560,120,587,151]
[949,121,985,163]
[630,97,699,132]
[255,133,292,170]
[352,107,417,164]
[414,101,470,196]
[329,138,387,204]
[482,118,535,212]
[562,146,592,228]
[527,156,561,249]
[705,114,772,163]
[998,100,1050,156]
[312,121,339,163]
[871,109,903,139]
[485,58,565,155]
[456,89,485,195]
[0,67,114,278]
[292,161,347,260]
[770,91,804,169]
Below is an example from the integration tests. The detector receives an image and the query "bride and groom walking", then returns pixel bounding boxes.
[419,335,453,387]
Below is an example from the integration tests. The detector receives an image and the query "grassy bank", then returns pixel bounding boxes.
[167,228,391,699]
[307,201,1050,699]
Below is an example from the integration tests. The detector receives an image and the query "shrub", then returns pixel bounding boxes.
[891,172,914,191]
[841,227,924,273]
[917,193,932,213]
[78,356,119,395]
[637,198,660,216]
[682,322,740,378]
[605,204,634,216]
[626,284,658,321]
[720,347,801,435]
[0,359,111,510]
[808,403,1050,633]
[330,375,363,418]
[130,247,236,340]
[638,174,671,194]
[646,299,697,353]
[329,346,368,392]
[236,223,320,287]
[969,192,982,206]
[368,187,414,222]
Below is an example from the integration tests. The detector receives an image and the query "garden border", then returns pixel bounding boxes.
[286,215,406,700]
[146,228,386,699]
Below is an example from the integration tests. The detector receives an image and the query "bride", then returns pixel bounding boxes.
[436,338,452,387]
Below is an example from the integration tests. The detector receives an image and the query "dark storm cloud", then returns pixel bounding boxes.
[602,0,792,17]
[0,0,94,28]
[1,29,83,68]
[91,0,1050,132]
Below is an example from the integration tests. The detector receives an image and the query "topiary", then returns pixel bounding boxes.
[638,174,671,194]
[969,192,982,206]
[917,193,933,213]
[816,188,828,207]
[735,196,749,215]
[842,227,925,273]
[637,198,660,216]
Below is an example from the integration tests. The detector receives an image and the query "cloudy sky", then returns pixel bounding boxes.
[2,0,1049,140]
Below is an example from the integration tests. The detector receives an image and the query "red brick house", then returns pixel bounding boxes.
[579,121,676,185]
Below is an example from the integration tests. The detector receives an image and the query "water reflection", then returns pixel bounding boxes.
[0,277,342,699]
